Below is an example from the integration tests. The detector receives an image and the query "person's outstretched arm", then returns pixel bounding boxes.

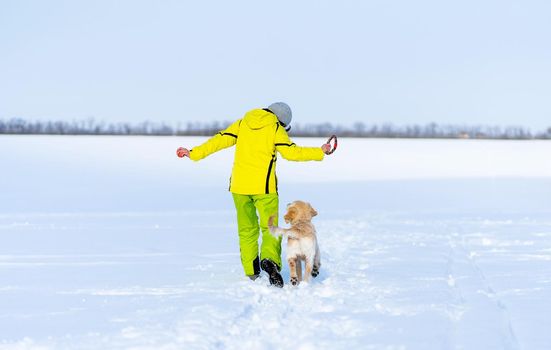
[275,124,330,161]
[176,119,241,160]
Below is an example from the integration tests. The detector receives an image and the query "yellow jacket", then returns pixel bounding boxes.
[189,108,324,194]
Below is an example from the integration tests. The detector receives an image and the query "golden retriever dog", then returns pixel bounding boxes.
[268,200,321,286]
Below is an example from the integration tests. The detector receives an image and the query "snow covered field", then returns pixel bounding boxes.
[1,135,550,349]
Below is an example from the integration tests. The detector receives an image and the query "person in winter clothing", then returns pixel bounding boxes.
[177,102,332,287]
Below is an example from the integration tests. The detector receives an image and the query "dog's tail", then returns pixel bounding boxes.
[267,215,279,235]
[268,215,298,239]
[268,215,276,229]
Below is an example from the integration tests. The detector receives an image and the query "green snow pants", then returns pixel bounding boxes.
[232,193,282,276]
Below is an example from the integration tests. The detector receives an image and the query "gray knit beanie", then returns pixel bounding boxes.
[268,102,292,128]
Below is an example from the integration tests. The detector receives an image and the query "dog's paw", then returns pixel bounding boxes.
[290,277,299,286]
[312,267,319,278]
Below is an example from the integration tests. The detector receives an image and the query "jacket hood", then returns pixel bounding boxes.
[243,109,278,130]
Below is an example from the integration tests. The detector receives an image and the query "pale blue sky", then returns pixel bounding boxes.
[1,0,550,129]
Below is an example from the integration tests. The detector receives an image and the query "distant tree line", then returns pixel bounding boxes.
[0,118,550,140]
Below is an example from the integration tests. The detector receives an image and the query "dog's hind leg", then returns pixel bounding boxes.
[312,243,321,278]
[288,257,299,286]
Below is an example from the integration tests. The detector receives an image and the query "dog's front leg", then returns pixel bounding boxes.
[312,243,321,278]
[296,258,303,282]
[288,257,299,286]
[303,256,314,282]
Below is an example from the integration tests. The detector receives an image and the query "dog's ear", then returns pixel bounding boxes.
[284,207,297,223]
[310,205,318,217]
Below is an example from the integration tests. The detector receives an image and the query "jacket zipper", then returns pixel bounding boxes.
[265,154,276,194]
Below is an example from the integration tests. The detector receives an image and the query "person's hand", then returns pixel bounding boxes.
[176,147,190,158]
[321,143,331,155]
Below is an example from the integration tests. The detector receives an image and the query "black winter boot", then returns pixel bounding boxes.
[261,259,284,288]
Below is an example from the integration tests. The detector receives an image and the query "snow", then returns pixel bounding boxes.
[1,135,550,349]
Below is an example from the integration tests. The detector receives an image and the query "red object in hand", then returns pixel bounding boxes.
[176,147,190,158]
[323,135,338,155]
